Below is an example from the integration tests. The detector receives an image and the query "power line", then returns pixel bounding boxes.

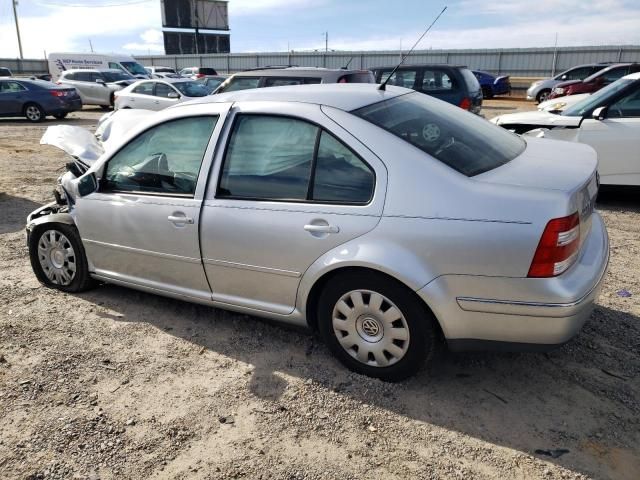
[35,0,153,7]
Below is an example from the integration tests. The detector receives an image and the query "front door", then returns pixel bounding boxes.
[76,108,230,300]
[200,103,386,314]
[579,85,640,185]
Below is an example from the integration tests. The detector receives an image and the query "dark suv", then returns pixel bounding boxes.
[370,65,482,114]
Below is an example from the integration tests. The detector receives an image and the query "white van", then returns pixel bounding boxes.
[48,53,150,81]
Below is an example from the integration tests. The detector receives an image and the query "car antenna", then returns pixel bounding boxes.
[379,6,447,91]
[342,56,354,69]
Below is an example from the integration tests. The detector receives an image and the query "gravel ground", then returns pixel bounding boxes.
[0,102,639,480]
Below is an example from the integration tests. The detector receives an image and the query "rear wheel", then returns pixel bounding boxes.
[482,86,493,99]
[317,271,439,381]
[100,104,111,111]
[24,103,45,122]
[536,89,551,103]
[29,223,96,293]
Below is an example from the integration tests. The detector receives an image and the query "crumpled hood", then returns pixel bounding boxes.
[491,110,581,127]
[40,125,103,167]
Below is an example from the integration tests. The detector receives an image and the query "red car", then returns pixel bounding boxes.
[548,63,640,99]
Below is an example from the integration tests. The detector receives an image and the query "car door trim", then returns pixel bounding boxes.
[202,258,301,278]
[203,202,378,217]
[83,238,201,263]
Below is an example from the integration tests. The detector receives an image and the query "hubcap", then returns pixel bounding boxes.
[37,230,76,286]
[26,106,40,120]
[332,289,410,367]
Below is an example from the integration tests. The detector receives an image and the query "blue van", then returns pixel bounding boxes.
[370,64,483,114]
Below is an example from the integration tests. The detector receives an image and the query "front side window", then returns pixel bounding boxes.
[560,66,593,81]
[380,70,417,89]
[154,82,175,98]
[104,116,217,196]
[264,77,304,87]
[563,79,635,117]
[218,77,261,93]
[603,67,627,84]
[102,71,133,82]
[353,92,525,177]
[108,62,125,71]
[218,115,374,203]
[173,81,209,97]
[75,72,92,82]
[121,61,148,76]
[608,86,640,118]
[421,70,455,91]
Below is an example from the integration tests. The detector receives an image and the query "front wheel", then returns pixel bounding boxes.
[24,103,45,122]
[317,271,439,381]
[536,89,551,103]
[482,86,493,99]
[29,223,96,293]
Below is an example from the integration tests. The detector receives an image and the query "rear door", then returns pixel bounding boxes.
[0,80,27,115]
[200,102,387,314]
[73,72,99,104]
[127,81,156,109]
[76,106,231,299]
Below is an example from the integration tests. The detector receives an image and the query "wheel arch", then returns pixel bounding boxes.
[302,264,444,339]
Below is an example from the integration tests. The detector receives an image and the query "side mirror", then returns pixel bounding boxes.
[95,78,106,85]
[167,91,180,99]
[592,106,607,120]
[561,74,567,80]
[78,173,98,196]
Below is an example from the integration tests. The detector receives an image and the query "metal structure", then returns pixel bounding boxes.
[161,0,229,55]
[4,45,640,77]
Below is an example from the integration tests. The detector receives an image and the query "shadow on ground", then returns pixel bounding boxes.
[76,281,640,480]
[0,193,43,234]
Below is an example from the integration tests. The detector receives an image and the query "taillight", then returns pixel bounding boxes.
[528,212,580,278]
[459,97,471,110]
[195,73,205,78]
[49,90,65,97]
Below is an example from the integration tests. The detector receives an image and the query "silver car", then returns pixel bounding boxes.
[58,69,135,109]
[526,63,611,103]
[27,84,609,381]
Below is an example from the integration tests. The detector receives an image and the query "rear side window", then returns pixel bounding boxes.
[264,77,304,87]
[133,82,154,95]
[0,81,26,93]
[421,70,455,91]
[459,69,480,92]
[75,72,93,82]
[218,115,374,203]
[603,67,627,83]
[200,68,217,75]
[353,92,525,176]
[338,72,375,83]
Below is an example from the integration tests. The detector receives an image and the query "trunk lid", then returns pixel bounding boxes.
[475,136,598,248]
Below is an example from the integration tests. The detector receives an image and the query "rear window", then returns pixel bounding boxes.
[0,67,11,76]
[352,92,525,176]
[338,72,375,83]
[199,68,218,75]
[460,68,480,92]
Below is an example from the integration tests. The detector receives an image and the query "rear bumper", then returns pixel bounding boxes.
[418,212,609,350]
[48,98,82,114]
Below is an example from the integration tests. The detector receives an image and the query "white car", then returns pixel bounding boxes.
[492,73,640,186]
[537,93,590,113]
[114,79,209,111]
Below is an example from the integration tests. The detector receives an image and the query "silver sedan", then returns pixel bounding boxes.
[27,84,609,381]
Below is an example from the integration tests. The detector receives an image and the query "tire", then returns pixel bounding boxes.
[53,112,68,119]
[29,223,97,293]
[317,271,439,381]
[536,89,551,103]
[100,104,111,111]
[482,86,493,99]
[24,103,45,122]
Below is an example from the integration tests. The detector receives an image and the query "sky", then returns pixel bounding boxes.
[1,0,640,59]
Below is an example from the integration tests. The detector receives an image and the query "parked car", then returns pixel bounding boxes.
[0,67,12,77]
[197,75,229,93]
[370,65,482,114]
[526,62,612,103]
[29,84,608,381]
[30,74,53,82]
[472,70,510,98]
[492,73,640,186]
[49,52,150,81]
[537,93,590,113]
[57,69,135,109]
[145,66,176,76]
[214,68,374,94]
[178,67,218,79]
[0,78,81,122]
[114,79,209,111]
[547,63,640,100]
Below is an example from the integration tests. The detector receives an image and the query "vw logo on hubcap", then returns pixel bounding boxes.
[361,318,380,337]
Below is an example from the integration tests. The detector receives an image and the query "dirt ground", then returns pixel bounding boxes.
[1,101,639,480]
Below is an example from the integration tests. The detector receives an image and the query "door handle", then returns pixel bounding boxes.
[168,214,194,224]
[304,224,339,234]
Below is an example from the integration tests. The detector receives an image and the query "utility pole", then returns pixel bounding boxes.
[324,31,328,52]
[12,0,24,59]
[89,38,94,53]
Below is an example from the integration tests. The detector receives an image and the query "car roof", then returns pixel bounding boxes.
[623,72,640,80]
[231,68,368,78]
[183,83,411,111]
[373,64,468,69]
[62,68,127,74]
[583,63,635,81]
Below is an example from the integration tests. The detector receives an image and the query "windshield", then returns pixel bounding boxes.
[102,71,134,82]
[121,61,149,76]
[563,78,634,117]
[200,77,225,93]
[173,81,209,97]
[353,92,525,176]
